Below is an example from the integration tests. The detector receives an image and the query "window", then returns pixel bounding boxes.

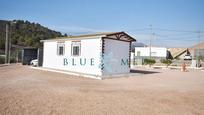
[71,41,81,56]
[57,43,65,56]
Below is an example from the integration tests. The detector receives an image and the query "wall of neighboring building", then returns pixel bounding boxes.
[135,47,167,58]
[176,52,186,59]
[102,39,130,76]
[194,49,204,58]
[43,38,102,76]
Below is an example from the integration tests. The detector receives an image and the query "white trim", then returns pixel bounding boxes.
[41,36,104,42]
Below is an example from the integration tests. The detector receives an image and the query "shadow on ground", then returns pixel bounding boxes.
[0,64,10,67]
[130,69,160,74]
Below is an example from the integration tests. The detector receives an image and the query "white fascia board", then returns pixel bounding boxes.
[40,35,105,42]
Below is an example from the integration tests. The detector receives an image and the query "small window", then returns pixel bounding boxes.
[71,41,81,56]
[57,43,65,56]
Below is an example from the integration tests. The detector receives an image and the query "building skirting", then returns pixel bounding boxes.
[30,67,103,80]
[30,67,142,80]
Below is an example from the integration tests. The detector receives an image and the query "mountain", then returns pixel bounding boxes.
[131,42,147,51]
[0,20,64,50]
[189,42,204,50]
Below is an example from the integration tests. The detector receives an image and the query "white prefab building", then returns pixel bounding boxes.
[135,47,167,58]
[41,32,136,79]
[133,47,167,65]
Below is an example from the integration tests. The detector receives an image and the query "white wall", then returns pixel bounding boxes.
[131,52,135,60]
[43,38,102,76]
[102,39,130,76]
[135,47,167,57]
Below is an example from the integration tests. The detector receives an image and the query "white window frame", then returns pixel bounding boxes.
[71,41,81,56]
[57,43,65,56]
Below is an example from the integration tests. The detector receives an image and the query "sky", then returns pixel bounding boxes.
[1,0,204,47]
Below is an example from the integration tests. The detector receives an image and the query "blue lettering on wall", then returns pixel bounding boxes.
[63,58,128,67]
[72,58,76,66]
[64,58,68,66]
[90,58,94,66]
[80,58,86,66]
[121,58,129,65]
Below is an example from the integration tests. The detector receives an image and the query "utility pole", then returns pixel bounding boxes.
[149,25,153,59]
[5,21,16,64]
[5,23,9,64]
[8,24,11,64]
[197,30,201,67]
[198,31,201,57]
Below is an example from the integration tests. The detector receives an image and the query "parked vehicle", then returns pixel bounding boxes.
[30,59,38,66]
[184,55,192,60]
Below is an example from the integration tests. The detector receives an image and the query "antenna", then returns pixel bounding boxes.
[198,30,201,57]
[198,30,201,65]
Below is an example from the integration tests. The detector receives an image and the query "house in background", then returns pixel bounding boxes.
[189,42,204,59]
[41,32,136,79]
[167,43,204,67]
[134,46,167,65]
[168,48,191,60]
[130,42,147,65]
[168,42,204,60]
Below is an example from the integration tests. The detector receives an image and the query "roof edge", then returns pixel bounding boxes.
[41,31,136,42]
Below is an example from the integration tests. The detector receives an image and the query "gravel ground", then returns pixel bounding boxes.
[0,64,204,115]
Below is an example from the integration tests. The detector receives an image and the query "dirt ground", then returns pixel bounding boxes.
[0,64,204,115]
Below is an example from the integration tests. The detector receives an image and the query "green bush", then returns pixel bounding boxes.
[160,59,172,67]
[143,58,156,66]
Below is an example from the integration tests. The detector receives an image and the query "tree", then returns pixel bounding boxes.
[160,59,172,67]
[0,20,63,50]
[64,33,68,37]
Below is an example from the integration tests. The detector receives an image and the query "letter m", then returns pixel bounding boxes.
[121,58,129,66]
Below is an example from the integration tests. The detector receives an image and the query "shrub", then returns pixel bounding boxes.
[143,58,156,66]
[160,59,172,67]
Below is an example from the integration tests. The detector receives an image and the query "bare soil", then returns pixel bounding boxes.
[0,64,204,115]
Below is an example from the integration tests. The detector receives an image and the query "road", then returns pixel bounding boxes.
[0,64,204,115]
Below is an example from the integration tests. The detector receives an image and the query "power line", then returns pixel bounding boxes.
[157,33,200,37]
[150,28,204,33]
[125,27,204,33]
[154,33,200,39]
[139,38,202,41]
[125,28,149,32]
